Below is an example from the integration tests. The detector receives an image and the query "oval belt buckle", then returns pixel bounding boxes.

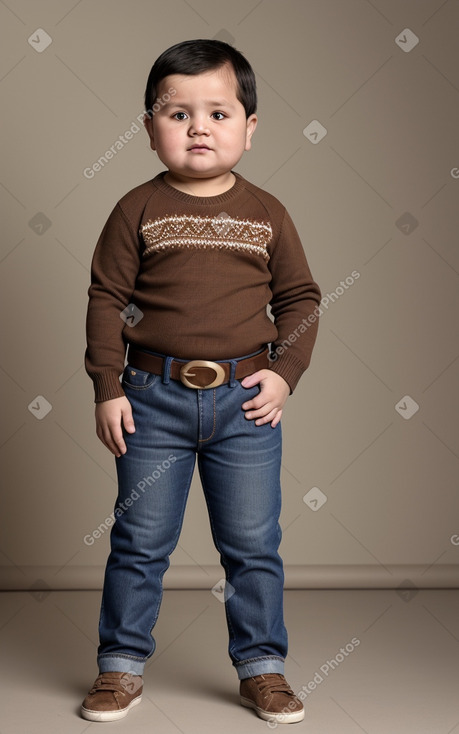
[179,360,226,389]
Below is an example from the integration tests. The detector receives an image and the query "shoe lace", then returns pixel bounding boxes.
[255,674,296,697]
[90,674,134,696]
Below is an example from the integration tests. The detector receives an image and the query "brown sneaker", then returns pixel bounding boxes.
[240,673,304,724]
[80,672,143,721]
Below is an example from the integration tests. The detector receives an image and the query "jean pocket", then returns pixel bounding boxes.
[122,365,158,390]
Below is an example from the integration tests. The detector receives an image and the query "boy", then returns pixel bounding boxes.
[82,39,321,724]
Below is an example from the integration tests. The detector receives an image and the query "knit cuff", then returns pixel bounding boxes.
[268,351,306,393]
[91,371,125,403]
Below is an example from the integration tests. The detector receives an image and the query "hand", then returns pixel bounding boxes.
[95,396,135,457]
[241,369,290,428]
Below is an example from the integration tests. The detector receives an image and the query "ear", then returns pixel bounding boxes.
[244,114,258,151]
[143,113,156,151]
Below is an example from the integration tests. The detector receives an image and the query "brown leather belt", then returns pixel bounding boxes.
[127,346,269,389]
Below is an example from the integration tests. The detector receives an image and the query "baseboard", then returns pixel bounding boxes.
[1,564,458,591]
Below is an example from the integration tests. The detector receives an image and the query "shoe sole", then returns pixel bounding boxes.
[240,696,304,724]
[80,695,142,722]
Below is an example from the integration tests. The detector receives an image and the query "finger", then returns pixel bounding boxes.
[255,408,279,426]
[111,427,127,456]
[270,409,282,428]
[99,423,126,457]
[244,402,273,420]
[96,425,118,456]
[241,395,264,411]
[122,404,136,434]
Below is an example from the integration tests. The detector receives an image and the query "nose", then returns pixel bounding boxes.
[188,117,209,136]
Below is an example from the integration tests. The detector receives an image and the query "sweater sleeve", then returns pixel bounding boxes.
[267,208,322,392]
[85,202,142,402]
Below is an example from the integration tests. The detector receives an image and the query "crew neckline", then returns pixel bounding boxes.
[152,170,246,205]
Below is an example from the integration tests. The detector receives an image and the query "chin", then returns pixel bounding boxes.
[184,167,223,178]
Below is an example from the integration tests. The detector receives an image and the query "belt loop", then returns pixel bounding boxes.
[162,356,173,384]
[229,360,237,388]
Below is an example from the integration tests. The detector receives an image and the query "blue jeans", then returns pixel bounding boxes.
[97,351,287,680]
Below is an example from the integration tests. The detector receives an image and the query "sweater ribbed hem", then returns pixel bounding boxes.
[268,351,307,393]
[92,371,125,403]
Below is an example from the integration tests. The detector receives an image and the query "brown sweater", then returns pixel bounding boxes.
[85,171,321,402]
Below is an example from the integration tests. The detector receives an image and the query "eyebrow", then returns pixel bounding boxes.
[160,99,235,110]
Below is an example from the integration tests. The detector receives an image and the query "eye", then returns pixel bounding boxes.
[173,112,188,121]
[211,112,226,120]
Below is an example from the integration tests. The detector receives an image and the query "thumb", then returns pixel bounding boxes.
[241,369,265,388]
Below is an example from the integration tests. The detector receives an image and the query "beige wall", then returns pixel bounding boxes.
[1,0,458,592]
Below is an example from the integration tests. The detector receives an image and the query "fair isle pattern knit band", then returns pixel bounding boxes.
[140,214,272,261]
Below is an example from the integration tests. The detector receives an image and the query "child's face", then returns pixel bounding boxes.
[144,64,257,182]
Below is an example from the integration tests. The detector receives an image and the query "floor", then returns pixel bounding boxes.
[0,588,458,733]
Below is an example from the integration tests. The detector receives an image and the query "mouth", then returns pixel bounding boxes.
[188,144,211,151]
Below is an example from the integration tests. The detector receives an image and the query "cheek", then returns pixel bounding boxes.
[157,128,183,154]
[219,127,246,149]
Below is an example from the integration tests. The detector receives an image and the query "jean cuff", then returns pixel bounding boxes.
[233,655,285,680]
[98,653,145,676]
